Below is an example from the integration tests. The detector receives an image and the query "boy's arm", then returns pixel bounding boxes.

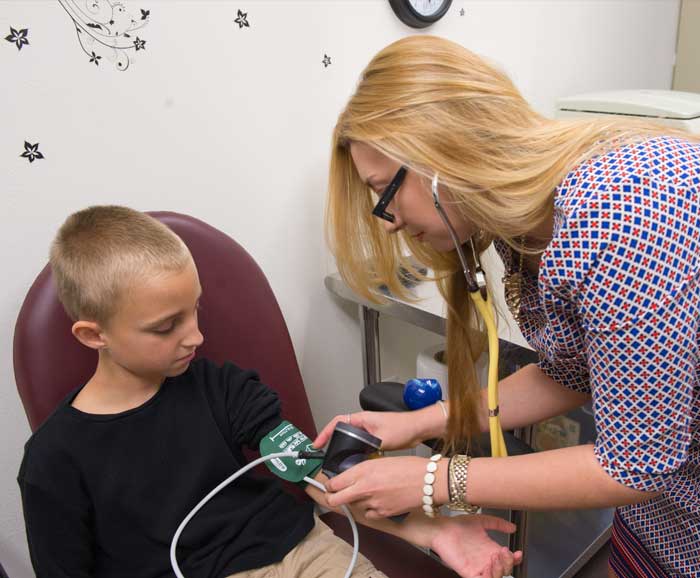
[305,471,521,577]
[215,362,284,449]
[19,478,94,578]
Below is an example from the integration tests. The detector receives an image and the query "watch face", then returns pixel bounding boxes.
[409,0,447,17]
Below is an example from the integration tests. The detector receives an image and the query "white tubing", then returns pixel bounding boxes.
[304,476,359,578]
[170,451,358,578]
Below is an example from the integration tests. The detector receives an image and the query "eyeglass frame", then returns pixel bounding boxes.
[371,166,407,223]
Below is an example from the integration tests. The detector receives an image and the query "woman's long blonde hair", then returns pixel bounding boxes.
[326,35,692,454]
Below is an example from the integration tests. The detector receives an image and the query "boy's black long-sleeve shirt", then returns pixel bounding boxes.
[17,359,314,578]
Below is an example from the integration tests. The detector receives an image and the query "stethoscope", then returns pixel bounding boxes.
[431,174,508,458]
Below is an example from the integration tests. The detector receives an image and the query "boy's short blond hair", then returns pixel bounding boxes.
[50,205,192,324]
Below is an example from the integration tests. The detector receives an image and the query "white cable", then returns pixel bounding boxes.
[303,476,359,578]
[170,451,358,578]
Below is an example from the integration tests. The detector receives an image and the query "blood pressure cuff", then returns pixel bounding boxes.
[259,421,323,484]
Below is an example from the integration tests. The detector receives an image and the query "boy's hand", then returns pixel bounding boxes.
[306,470,522,578]
[421,513,523,578]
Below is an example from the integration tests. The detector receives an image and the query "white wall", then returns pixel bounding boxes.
[0,0,679,575]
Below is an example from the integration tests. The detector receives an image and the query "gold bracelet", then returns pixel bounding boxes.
[447,454,479,514]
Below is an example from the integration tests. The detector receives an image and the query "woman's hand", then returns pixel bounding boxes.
[324,456,433,517]
[313,408,443,452]
[428,514,523,578]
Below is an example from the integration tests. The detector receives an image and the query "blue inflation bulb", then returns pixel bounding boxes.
[403,378,443,410]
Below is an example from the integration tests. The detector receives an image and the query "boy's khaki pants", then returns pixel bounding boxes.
[227,516,388,578]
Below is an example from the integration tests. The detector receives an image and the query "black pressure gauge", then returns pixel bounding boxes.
[389,0,453,28]
[322,422,381,478]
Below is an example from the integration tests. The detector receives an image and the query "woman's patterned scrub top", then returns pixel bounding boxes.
[494,136,700,576]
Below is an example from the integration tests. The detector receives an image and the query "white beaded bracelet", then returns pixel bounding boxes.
[422,453,442,518]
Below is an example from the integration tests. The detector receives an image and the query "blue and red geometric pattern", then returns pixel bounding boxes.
[495,136,700,576]
[610,510,669,577]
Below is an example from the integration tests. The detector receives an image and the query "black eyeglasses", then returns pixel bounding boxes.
[371,166,407,223]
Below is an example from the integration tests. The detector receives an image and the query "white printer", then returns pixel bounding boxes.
[556,89,700,133]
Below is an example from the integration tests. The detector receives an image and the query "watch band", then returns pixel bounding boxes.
[447,454,479,514]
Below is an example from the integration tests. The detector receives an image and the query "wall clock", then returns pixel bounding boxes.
[389,0,453,28]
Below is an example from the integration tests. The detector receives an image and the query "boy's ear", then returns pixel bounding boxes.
[71,320,107,350]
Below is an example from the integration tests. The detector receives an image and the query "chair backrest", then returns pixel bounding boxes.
[13,211,317,439]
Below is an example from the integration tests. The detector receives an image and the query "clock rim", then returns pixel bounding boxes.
[389,0,453,29]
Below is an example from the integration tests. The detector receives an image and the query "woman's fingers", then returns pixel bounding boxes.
[323,467,352,493]
[479,514,516,534]
[362,509,381,521]
[324,473,385,515]
[324,485,361,508]
[312,414,352,448]
[323,472,361,508]
[312,412,377,448]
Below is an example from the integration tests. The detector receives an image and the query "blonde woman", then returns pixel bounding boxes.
[314,36,700,578]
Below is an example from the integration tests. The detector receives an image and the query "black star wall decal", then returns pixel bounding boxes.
[5,27,29,50]
[133,37,146,51]
[89,51,102,65]
[21,142,44,163]
[234,10,250,28]
[322,54,331,68]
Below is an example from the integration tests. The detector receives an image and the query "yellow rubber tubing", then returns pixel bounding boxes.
[470,291,508,458]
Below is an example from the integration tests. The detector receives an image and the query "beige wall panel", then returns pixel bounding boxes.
[674,0,700,92]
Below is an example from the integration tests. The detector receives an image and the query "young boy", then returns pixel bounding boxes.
[17,206,520,578]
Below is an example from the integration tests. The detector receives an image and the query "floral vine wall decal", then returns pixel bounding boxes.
[57,0,150,70]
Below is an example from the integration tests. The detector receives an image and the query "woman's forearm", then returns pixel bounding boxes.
[410,400,451,442]
[463,444,659,510]
[413,364,589,442]
[475,364,590,432]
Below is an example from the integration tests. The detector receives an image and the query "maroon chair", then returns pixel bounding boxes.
[13,211,459,578]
